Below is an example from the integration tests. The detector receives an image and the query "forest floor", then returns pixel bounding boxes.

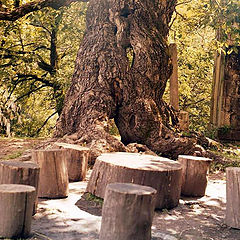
[0,138,240,240]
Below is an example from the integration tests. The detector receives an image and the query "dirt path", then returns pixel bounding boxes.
[152,172,240,240]
[29,171,240,240]
[0,138,240,239]
[0,138,43,160]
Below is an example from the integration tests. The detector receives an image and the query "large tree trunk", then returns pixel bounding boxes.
[55,0,201,159]
[217,46,240,140]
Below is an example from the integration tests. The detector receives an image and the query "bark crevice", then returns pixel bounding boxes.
[55,0,204,160]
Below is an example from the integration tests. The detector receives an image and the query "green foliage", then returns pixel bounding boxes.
[0,2,87,137]
[166,0,240,134]
[126,46,134,68]
[211,160,240,172]
[210,145,240,172]
[108,119,120,136]
[175,0,240,48]
[2,151,23,160]
[1,0,239,138]
[204,126,218,139]
[166,1,215,132]
[12,90,59,137]
[0,86,21,136]
[218,125,231,134]
[177,40,214,132]
[84,192,104,206]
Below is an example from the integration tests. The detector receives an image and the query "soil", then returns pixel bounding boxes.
[0,138,240,240]
[0,138,41,160]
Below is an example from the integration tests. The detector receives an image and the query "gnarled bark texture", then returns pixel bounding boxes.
[217,46,240,140]
[55,0,201,159]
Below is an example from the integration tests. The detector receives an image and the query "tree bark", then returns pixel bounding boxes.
[54,142,90,181]
[0,184,35,239]
[169,43,179,111]
[225,167,240,229]
[99,183,157,240]
[55,0,202,159]
[0,160,40,214]
[32,149,69,198]
[217,46,240,140]
[178,155,212,197]
[86,152,182,209]
[210,46,240,141]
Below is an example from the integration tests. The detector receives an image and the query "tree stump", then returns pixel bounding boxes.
[178,155,212,197]
[178,111,189,131]
[54,142,90,181]
[32,149,69,198]
[225,167,240,229]
[0,184,35,239]
[100,183,156,240]
[86,152,182,209]
[0,160,40,214]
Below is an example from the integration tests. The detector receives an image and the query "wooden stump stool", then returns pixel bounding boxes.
[225,167,240,229]
[178,155,212,197]
[32,149,69,198]
[54,142,90,181]
[0,184,35,239]
[100,183,156,240]
[86,152,182,209]
[0,160,40,214]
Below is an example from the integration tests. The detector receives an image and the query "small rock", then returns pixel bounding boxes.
[152,231,178,240]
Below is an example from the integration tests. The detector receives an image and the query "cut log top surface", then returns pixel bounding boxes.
[54,142,90,151]
[178,155,212,162]
[97,152,181,171]
[107,183,157,195]
[0,184,35,193]
[0,160,39,169]
[33,149,66,153]
[226,167,240,172]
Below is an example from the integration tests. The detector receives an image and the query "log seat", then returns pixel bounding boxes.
[225,167,240,229]
[0,184,35,238]
[32,149,69,198]
[178,155,212,197]
[54,142,90,181]
[86,152,182,209]
[0,160,40,214]
[100,183,157,240]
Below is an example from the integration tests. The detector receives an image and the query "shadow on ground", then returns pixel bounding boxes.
[21,171,240,240]
[76,193,102,217]
[152,175,240,240]
[30,181,101,240]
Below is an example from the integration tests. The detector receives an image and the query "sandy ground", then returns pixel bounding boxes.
[152,172,240,240]
[1,138,240,240]
[28,171,240,240]
[32,179,101,240]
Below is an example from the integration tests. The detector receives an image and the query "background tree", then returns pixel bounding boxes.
[0,0,87,136]
[165,0,240,134]
[0,0,239,159]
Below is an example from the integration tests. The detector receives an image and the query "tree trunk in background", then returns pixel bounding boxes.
[55,0,202,159]
[210,46,240,140]
[169,43,179,111]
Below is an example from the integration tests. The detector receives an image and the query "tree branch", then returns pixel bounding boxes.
[29,23,52,35]
[175,10,187,21]
[35,110,58,136]
[0,0,88,21]
[14,84,49,102]
[15,74,55,87]
[183,98,207,108]
[0,62,14,68]
[176,0,193,7]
